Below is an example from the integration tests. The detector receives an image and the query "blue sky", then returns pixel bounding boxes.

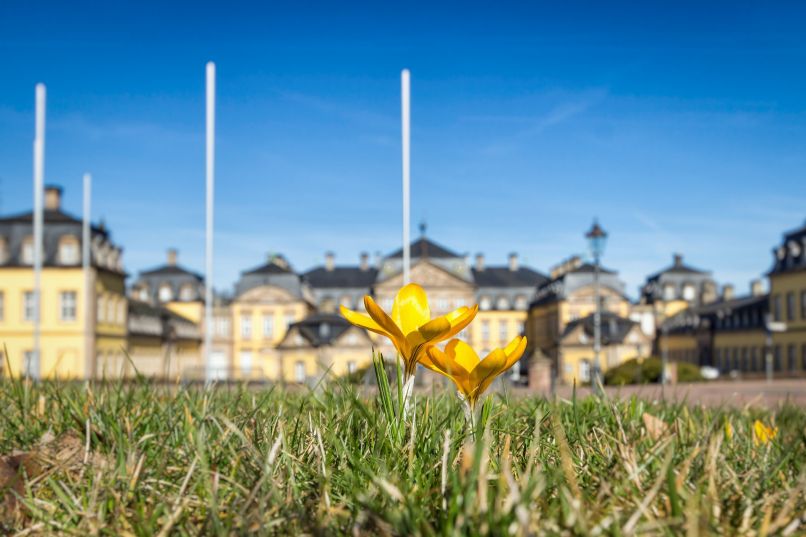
[1,1,805,297]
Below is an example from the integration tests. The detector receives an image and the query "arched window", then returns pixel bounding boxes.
[179,283,196,301]
[21,236,34,265]
[58,235,80,265]
[136,284,150,302]
[158,283,173,302]
[514,295,528,310]
[340,295,353,309]
[662,284,675,301]
[496,296,510,310]
[320,296,335,312]
[479,296,492,311]
[682,283,696,301]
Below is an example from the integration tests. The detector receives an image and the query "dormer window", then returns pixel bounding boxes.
[479,296,492,311]
[662,284,675,301]
[58,235,80,265]
[514,295,528,310]
[179,284,197,301]
[135,284,150,302]
[0,237,8,264]
[496,296,510,310]
[158,283,173,302]
[682,284,696,301]
[21,236,34,265]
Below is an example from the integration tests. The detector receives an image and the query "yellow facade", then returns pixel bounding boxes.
[472,310,527,354]
[166,301,203,324]
[770,270,806,374]
[0,267,126,380]
[713,330,766,373]
[231,286,310,380]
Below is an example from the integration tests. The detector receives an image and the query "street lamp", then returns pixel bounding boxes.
[585,220,608,392]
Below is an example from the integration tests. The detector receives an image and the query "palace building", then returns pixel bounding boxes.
[0,186,128,379]
[525,256,653,385]
[768,220,806,374]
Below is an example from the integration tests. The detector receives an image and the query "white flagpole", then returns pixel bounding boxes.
[82,173,92,379]
[204,61,215,382]
[401,69,411,285]
[31,83,46,381]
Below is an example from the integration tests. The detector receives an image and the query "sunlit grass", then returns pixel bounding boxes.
[0,369,804,535]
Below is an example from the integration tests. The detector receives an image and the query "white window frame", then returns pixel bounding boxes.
[60,291,77,321]
[294,361,306,383]
[240,351,252,375]
[240,315,252,339]
[23,291,35,321]
[58,238,79,265]
[498,320,508,343]
[262,314,274,339]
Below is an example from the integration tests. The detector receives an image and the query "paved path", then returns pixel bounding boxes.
[536,380,806,408]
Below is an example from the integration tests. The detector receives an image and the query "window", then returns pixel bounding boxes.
[455,298,467,308]
[435,298,449,311]
[23,291,35,321]
[381,298,393,311]
[682,284,696,301]
[714,348,722,370]
[179,284,196,301]
[773,295,782,322]
[786,292,795,321]
[107,297,115,324]
[23,351,36,378]
[262,314,274,338]
[136,285,150,302]
[158,284,173,302]
[118,300,126,324]
[663,284,675,301]
[496,297,510,310]
[294,361,306,383]
[240,351,252,375]
[240,315,252,339]
[741,347,748,370]
[97,295,106,322]
[481,320,490,342]
[750,347,758,371]
[498,320,508,343]
[0,236,8,264]
[284,312,296,329]
[774,346,782,371]
[479,296,492,311]
[517,321,525,335]
[788,345,796,372]
[21,236,33,265]
[215,316,230,337]
[514,296,528,310]
[802,290,806,320]
[0,291,4,321]
[579,360,591,383]
[340,295,353,308]
[60,291,77,321]
[347,361,357,374]
[58,236,79,265]
[802,344,806,371]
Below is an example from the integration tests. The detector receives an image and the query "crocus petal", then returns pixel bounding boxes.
[502,336,527,370]
[364,296,408,354]
[438,304,479,341]
[449,339,481,374]
[471,348,508,397]
[339,305,387,336]
[391,283,432,335]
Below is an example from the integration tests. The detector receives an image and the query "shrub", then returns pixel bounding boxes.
[605,356,703,385]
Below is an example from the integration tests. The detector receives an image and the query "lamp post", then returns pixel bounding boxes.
[585,220,608,392]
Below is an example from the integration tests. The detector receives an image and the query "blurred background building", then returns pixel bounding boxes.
[1,185,804,385]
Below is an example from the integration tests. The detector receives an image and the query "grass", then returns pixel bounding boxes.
[0,365,804,535]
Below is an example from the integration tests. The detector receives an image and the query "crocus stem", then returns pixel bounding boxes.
[463,399,476,441]
[401,374,415,420]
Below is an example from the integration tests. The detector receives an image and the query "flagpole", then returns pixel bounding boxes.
[401,69,411,285]
[31,83,45,381]
[82,173,92,379]
[204,61,215,382]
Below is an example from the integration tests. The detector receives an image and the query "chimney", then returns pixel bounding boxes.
[325,251,335,271]
[359,252,369,271]
[750,279,764,297]
[722,284,735,301]
[167,248,178,266]
[475,253,485,271]
[673,253,683,267]
[44,185,62,210]
[508,252,519,272]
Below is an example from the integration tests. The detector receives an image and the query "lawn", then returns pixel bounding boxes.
[0,372,804,535]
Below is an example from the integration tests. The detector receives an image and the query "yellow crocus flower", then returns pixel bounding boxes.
[424,336,527,411]
[753,419,778,446]
[339,283,478,378]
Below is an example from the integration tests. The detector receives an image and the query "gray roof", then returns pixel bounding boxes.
[562,312,637,344]
[286,313,361,347]
[472,266,548,288]
[386,238,461,259]
[127,300,201,341]
[664,293,769,334]
[769,220,806,275]
[303,266,378,288]
[140,264,203,280]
